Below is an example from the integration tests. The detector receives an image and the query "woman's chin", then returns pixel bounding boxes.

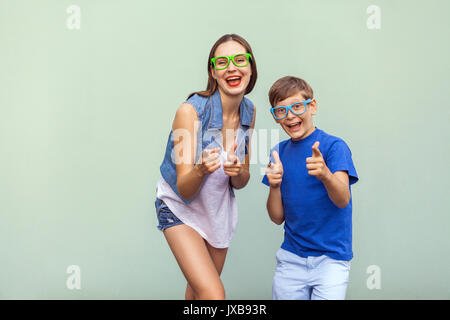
[218,81,248,97]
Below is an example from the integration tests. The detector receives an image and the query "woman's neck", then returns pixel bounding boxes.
[219,89,243,119]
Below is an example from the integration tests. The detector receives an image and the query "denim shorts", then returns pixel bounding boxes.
[155,197,184,231]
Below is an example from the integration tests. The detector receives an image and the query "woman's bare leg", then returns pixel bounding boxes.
[164,224,226,300]
[185,239,228,299]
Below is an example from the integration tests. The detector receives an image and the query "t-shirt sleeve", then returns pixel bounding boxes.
[262,174,269,186]
[326,140,358,185]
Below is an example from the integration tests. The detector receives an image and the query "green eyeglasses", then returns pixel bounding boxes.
[211,53,252,70]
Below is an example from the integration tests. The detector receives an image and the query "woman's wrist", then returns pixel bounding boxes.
[230,168,249,189]
[193,163,206,178]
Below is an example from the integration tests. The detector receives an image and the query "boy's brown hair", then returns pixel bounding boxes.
[268,76,314,107]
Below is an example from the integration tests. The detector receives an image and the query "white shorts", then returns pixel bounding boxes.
[272,248,351,300]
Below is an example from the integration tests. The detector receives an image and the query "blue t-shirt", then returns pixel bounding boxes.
[262,127,358,261]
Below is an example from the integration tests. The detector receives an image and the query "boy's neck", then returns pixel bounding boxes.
[291,126,317,141]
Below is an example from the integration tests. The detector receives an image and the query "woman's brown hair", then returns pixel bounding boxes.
[187,34,258,99]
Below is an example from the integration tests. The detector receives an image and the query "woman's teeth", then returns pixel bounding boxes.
[226,77,241,86]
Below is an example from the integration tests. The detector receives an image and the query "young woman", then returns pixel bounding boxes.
[155,34,257,299]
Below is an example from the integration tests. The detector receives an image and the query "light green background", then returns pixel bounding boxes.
[1,0,449,299]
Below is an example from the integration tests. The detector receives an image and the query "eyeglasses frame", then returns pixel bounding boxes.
[270,99,313,120]
[211,53,252,70]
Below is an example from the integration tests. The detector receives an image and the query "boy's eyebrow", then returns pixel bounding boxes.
[274,99,309,107]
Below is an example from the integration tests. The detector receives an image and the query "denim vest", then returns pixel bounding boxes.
[159,90,254,204]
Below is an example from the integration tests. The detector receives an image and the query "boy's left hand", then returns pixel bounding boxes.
[306,141,332,182]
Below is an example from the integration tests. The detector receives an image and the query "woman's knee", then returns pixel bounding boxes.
[185,283,195,300]
[194,283,226,300]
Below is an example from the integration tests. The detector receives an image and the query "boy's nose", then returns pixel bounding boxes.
[286,109,296,119]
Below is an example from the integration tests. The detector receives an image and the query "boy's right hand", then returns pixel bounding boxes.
[195,147,221,176]
[266,150,283,188]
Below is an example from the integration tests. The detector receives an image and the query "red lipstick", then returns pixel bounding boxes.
[225,75,241,87]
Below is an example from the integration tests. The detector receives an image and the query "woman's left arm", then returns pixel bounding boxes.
[225,107,256,189]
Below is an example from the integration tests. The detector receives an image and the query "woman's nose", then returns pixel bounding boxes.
[226,60,238,71]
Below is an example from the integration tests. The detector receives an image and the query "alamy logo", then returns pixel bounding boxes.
[367,5,381,30]
[66,5,81,30]
[66,265,81,290]
[366,265,381,290]
[170,125,281,174]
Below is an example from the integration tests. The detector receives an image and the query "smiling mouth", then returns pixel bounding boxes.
[286,121,302,131]
[226,76,241,87]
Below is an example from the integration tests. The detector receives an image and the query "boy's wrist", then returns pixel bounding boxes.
[320,168,333,183]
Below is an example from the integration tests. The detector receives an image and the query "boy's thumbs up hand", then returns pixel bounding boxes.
[306,141,332,182]
[266,150,284,188]
[312,141,322,158]
[272,149,281,165]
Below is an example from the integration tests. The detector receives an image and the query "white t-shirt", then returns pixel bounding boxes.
[156,150,238,248]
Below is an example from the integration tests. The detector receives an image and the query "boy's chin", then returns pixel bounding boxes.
[282,122,316,141]
[283,127,306,141]
[286,128,314,141]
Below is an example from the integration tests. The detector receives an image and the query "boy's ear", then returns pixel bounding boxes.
[310,98,318,115]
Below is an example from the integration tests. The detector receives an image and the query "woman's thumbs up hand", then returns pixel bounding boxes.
[224,141,243,177]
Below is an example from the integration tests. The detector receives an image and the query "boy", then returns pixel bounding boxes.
[262,76,358,300]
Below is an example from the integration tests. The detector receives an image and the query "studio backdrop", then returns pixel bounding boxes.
[1,0,449,299]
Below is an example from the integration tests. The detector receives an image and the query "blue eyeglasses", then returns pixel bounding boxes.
[270,99,312,120]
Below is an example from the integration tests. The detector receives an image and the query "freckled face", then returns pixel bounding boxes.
[211,40,252,97]
[275,92,317,141]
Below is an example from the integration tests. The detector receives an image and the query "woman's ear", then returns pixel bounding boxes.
[210,66,217,80]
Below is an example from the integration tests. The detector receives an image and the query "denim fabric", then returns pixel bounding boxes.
[155,197,184,231]
[272,248,351,300]
[159,90,254,204]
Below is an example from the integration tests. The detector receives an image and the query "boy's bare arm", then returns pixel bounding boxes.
[266,150,285,224]
[267,186,285,224]
[321,171,350,208]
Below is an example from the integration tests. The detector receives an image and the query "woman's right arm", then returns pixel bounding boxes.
[173,103,220,200]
